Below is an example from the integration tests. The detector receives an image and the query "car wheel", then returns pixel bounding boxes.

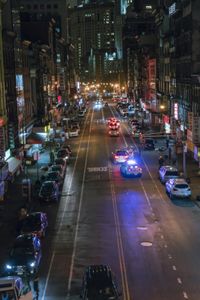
[170,193,174,200]
[166,189,169,195]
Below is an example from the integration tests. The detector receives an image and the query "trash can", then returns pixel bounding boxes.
[22,179,32,202]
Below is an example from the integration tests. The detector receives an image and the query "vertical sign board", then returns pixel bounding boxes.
[192,116,200,144]
[188,112,193,130]
[0,127,5,159]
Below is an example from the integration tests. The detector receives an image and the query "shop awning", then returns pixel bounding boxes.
[26,132,45,144]
[7,157,22,175]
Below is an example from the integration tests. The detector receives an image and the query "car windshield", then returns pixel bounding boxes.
[12,246,33,256]
[47,172,59,180]
[116,151,128,156]
[57,150,67,157]
[41,183,54,194]
[52,166,61,172]
[55,159,64,165]
[175,184,189,189]
[21,215,41,232]
[165,171,179,176]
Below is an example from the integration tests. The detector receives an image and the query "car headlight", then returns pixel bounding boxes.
[30,262,35,268]
[6,264,12,270]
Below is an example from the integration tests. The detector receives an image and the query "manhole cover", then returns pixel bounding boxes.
[140,241,153,247]
[137,226,147,230]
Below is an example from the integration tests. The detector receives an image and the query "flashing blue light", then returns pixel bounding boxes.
[6,264,12,270]
[127,159,136,165]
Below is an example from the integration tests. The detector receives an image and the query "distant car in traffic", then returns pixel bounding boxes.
[109,129,120,137]
[111,149,130,164]
[5,234,42,276]
[80,265,121,300]
[120,159,142,178]
[39,181,59,203]
[159,165,179,183]
[16,212,48,238]
[165,178,191,199]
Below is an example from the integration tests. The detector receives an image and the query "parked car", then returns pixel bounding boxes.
[45,171,63,187]
[5,234,42,276]
[165,178,191,199]
[144,139,155,150]
[120,159,142,178]
[69,126,79,137]
[16,212,48,238]
[57,149,70,160]
[78,110,85,118]
[80,265,121,300]
[61,144,72,155]
[55,158,67,170]
[50,164,65,178]
[39,181,59,203]
[108,129,120,137]
[159,165,179,184]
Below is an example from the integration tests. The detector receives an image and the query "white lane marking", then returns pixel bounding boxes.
[87,166,108,172]
[161,235,164,239]
[168,254,172,259]
[177,277,182,284]
[172,265,177,271]
[139,179,152,209]
[67,109,94,297]
[41,110,92,300]
[183,291,189,299]
[164,244,168,248]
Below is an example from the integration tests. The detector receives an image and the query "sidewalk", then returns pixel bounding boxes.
[0,146,51,230]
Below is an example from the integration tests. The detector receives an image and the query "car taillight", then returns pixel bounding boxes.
[115,155,119,159]
[124,155,129,159]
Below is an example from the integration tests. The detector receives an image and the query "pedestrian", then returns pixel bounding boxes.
[49,151,54,164]
[166,138,169,149]
[172,156,177,165]
[158,155,164,168]
[168,147,172,160]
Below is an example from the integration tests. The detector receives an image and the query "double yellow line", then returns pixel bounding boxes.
[109,168,131,300]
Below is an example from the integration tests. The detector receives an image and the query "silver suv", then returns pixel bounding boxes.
[159,165,179,184]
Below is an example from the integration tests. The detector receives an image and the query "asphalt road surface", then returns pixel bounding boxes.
[2,102,200,300]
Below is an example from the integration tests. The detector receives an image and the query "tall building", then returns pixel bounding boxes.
[69,2,123,82]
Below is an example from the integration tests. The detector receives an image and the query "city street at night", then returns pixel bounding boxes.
[2,103,196,300]
[0,1,200,300]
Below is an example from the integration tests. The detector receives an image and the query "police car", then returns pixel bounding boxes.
[120,159,142,177]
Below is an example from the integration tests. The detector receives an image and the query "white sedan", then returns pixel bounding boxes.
[165,178,191,199]
[69,127,79,137]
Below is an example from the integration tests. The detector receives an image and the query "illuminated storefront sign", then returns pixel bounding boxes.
[174,103,178,120]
